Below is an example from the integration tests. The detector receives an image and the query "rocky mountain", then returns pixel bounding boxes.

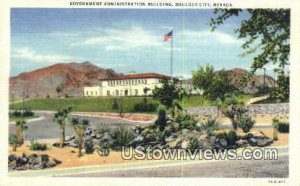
[9,62,121,98]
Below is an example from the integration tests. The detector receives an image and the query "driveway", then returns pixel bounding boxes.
[9,111,151,141]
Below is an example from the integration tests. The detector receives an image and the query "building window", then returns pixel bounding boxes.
[107,90,110,96]
[116,90,119,96]
[135,89,138,95]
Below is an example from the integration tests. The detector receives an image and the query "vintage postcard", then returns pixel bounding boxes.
[0,0,300,185]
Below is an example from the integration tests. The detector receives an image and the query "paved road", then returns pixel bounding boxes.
[9,111,150,141]
[65,155,288,178]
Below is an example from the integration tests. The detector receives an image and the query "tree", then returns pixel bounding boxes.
[153,78,186,108]
[15,118,27,145]
[192,64,214,92]
[71,118,90,157]
[192,65,236,101]
[56,86,63,96]
[53,107,72,148]
[143,87,151,96]
[210,9,290,101]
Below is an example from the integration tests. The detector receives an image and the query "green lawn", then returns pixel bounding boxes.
[10,95,254,113]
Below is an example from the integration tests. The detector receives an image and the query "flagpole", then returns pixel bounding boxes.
[170,30,173,79]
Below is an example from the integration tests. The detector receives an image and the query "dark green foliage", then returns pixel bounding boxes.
[9,134,18,145]
[112,126,135,150]
[192,64,214,91]
[133,98,158,112]
[200,119,220,131]
[210,9,290,101]
[30,139,47,151]
[153,78,186,108]
[155,105,167,131]
[177,112,197,130]
[237,116,255,133]
[84,139,94,154]
[270,73,289,102]
[188,137,201,152]
[278,122,289,133]
[111,98,119,110]
[226,130,238,145]
[10,108,34,118]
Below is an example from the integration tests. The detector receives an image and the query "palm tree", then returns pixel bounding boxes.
[71,118,89,157]
[15,118,27,145]
[53,107,72,148]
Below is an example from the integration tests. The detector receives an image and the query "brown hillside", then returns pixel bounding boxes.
[9,62,120,98]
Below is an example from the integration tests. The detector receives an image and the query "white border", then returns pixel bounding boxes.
[1,0,300,185]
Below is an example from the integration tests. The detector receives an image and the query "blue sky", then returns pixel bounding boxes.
[11,8,269,77]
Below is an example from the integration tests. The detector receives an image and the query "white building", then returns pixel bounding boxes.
[84,73,169,97]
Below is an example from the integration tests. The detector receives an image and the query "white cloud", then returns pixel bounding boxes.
[71,26,164,50]
[182,30,242,45]
[12,47,72,63]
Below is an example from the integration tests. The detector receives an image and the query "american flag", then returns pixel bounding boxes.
[164,30,173,41]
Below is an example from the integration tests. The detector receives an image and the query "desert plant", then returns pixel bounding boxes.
[9,134,18,151]
[226,130,238,145]
[272,119,279,140]
[172,100,182,121]
[156,105,167,131]
[188,137,201,152]
[148,128,165,143]
[30,138,47,151]
[278,122,289,133]
[96,124,111,135]
[72,118,90,157]
[200,118,220,131]
[112,126,135,150]
[177,112,197,130]
[237,116,255,133]
[15,118,27,145]
[53,107,72,148]
[84,139,94,154]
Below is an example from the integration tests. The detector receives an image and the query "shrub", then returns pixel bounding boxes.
[30,139,47,151]
[133,99,157,112]
[96,124,111,135]
[200,119,219,131]
[178,113,197,130]
[226,130,237,145]
[84,139,94,154]
[112,126,135,150]
[278,122,289,133]
[22,107,34,117]
[237,116,255,133]
[188,137,200,152]
[9,134,18,151]
[155,105,167,131]
[111,98,119,110]
[147,128,165,143]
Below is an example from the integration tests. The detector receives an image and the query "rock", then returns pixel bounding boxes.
[235,139,249,147]
[8,154,17,162]
[257,138,273,147]
[171,122,180,132]
[165,135,175,143]
[248,138,258,146]
[102,132,113,141]
[95,133,102,139]
[167,139,182,148]
[219,138,228,147]
[181,129,190,135]
[65,135,75,141]
[133,125,142,134]
[69,142,79,148]
[181,140,190,149]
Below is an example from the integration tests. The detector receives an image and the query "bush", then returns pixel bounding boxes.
[278,122,289,133]
[133,98,157,112]
[96,124,111,135]
[84,139,94,154]
[200,119,219,131]
[22,107,34,117]
[237,116,255,133]
[178,113,197,130]
[226,130,237,145]
[111,98,119,110]
[30,139,47,151]
[188,137,200,152]
[112,126,135,150]
[155,105,167,131]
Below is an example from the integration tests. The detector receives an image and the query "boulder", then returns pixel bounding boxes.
[219,138,228,147]
[167,139,182,148]
[235,139,249,147]
[248,138,258,146]
[65,135,75,141]
[256,138,273,147]
[181,140,190,149]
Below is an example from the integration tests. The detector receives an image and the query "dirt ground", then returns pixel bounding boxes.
[8,127,288,169]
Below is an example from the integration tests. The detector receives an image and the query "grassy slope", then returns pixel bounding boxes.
[11,95,253,113]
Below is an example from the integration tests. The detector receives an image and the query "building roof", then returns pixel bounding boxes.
[101,73,170,80]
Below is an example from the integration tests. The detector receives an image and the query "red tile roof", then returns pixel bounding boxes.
[101,73,170,80]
